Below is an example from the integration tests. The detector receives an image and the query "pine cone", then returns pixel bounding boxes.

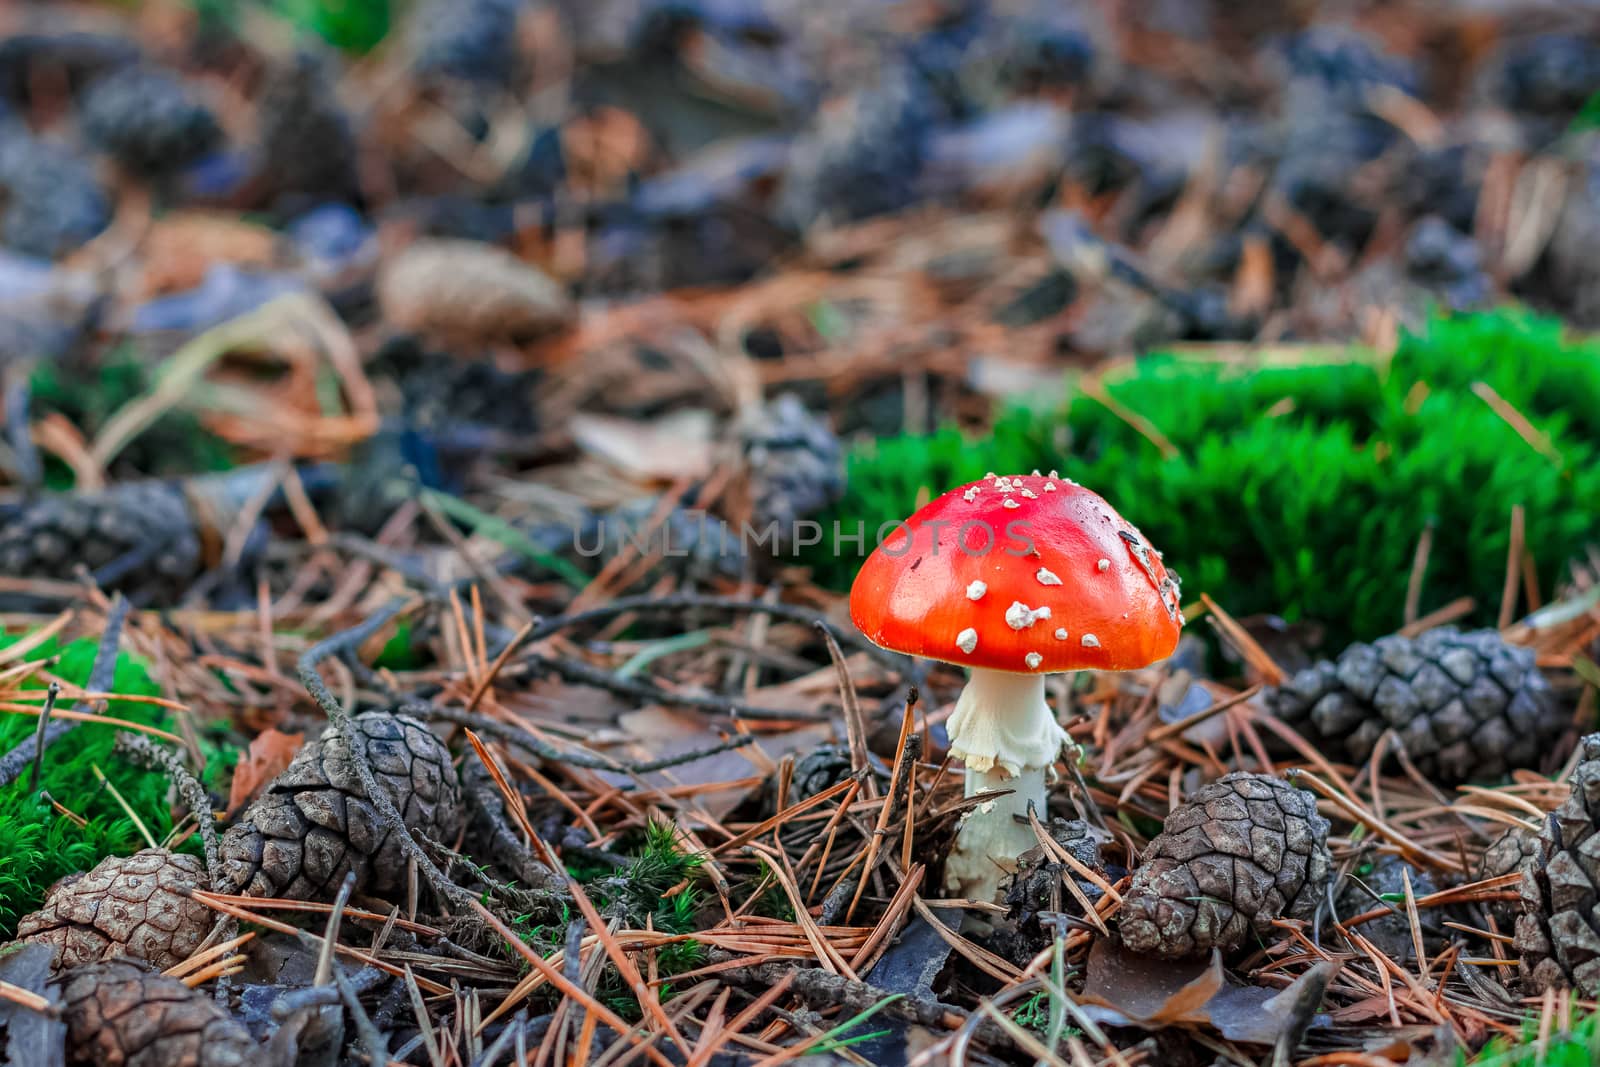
[369,335,541,436]
[1479,825,1540,930]
[791,745,856,800]
[58,959,256,1067]
[0,124,109,258]
[1005,819,1106,928]
[80,67,221,176]
[1337,852,1438,963]
[255,50,358,206]
[0,483,201,603]
[410,0,526,86]
[1267,628,1564,784]
[758,745,857,822]
[778,65,932,229]
[1119,772,1331,958]
[1516,734,1600,995]
[17,849,213,972]
[377,238,574,340]
[217,711,464,902]
[739,394,844,549]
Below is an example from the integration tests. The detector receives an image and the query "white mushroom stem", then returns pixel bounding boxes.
[942,668,1069,902]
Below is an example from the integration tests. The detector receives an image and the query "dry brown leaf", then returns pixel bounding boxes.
[601,707,833,819]
[226,728,304,816]
[378,238,574,340]
[512,678,634,730]
[1080,940,1221,1026]
[569,410,715,482]
[141,213,281,297]
[90,293,377,466]
[1080,939,1333,1045]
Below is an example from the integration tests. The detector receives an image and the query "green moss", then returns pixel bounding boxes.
[374,618,422,671]
[186,0,392,54]
[1468,1008,1600,1066]
[274,0,393,53]
[515,822,708,1019]
[815,310,1600,647]
[0,636,178,935]
[1573,90,1600,133]
[29,352,236,486]
[741,858,795,921]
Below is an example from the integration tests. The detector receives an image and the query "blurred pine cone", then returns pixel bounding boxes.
[1337,852,1438,963]
[217,711,463,901]
[1119,772,1331,959]
[1267,628,1564,784]
[256,50,358,206]
[0,124,110,258]
[0,483,201,602]
[1479,825,1540,930]
[410,0,526,86]
[778,66,932,229]
[369,335,541,436]
[1516,734,1600,995]
[739,393,844,549]
[80,67,220,176]
[59,959,256,1067]
[0,30,139,105]
[18,848,212,972]
[1542,152,1600,328]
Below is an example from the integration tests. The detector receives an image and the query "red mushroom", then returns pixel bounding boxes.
[849,471,1183,900]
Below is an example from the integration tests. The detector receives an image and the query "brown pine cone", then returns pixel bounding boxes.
[1516,734,1600,995]
[1478,825,1540,930]
[217,711,463,901]
[17,849,212,972]
[1118,773,1332,958]
[59,959,257,1067]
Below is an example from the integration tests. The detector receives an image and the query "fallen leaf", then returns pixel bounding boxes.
[512,678,634,730]
[1079,938,1334,1046]
[227,728,305,816]
[378,238,573,340]
[0,942,64,1067]
[1210,962,1333,1047]
[569,410,715,482]
[1080,939,1221,1026]
[866,914,954,1002]
[597,705,833,819]
[141,212,281,297]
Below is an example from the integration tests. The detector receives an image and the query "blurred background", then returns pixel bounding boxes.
[1,0,1598,649]
[2,6,1600,1060]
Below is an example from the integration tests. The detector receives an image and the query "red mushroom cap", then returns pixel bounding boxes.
[849,472,1183,673]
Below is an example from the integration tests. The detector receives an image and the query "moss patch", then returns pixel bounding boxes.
[0,636,179,936]
[1467,1007,1600,1066]
[814,310,1600,647]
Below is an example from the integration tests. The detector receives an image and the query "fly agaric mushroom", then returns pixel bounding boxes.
[849,471,1183,901]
